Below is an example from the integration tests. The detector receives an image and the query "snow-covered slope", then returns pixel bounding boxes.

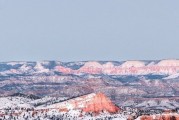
[0,97,32,109]
[39,93,120,114]
[0,93,127,120]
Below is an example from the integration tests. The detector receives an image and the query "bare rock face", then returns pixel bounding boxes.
[47,93,120,114]
[82,93,120,113]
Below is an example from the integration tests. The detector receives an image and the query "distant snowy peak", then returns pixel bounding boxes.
[82,61,102,68]
[19,64,33,72]
[34,62,49,73]
[103,62,114,68]
[157,59,179,66]
[120,61,145,68]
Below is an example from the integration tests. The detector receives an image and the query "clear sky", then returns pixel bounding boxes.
[0,0,179,62]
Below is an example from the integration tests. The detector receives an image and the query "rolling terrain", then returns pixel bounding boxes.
[1,59,179,119]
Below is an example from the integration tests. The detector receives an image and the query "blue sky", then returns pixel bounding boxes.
[0,0,179,62]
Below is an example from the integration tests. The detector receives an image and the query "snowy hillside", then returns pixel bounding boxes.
[0,93,128,120]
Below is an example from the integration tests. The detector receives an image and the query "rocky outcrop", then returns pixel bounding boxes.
[82,93,120,113]
[47,93,120,114]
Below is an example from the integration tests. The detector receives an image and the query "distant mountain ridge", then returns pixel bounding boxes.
[1,59,179,77]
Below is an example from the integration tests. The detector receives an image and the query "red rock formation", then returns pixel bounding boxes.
[82,93,120,113]
[48,93,120,114]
